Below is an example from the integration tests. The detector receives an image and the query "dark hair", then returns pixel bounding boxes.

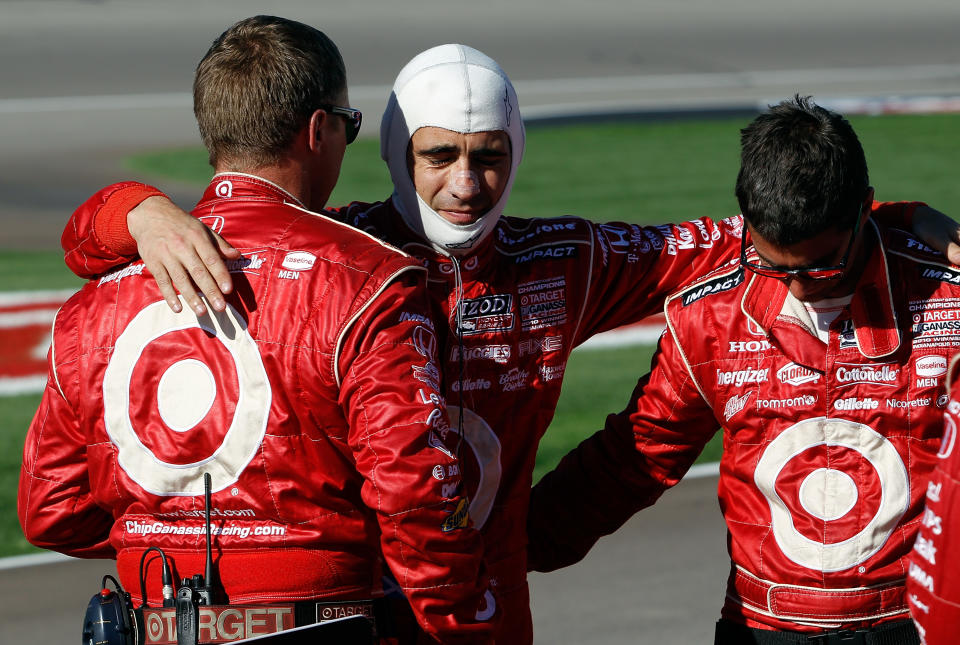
[193,15,346,169]
[734,95,869,245]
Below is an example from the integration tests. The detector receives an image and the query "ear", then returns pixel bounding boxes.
[307,108,327,152]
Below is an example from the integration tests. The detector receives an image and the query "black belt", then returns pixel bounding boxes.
[715,619,920,645]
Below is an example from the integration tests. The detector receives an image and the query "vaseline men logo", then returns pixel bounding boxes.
[754,417,908,572]
[103,300,271,496]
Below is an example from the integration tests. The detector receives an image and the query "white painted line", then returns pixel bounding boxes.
[0,375,47,396]
[577,324,664,350]
[0,551,74,571]
[686,461,721,480]
[0,308,59,328]
[0,289,75,306]
[2,63,957,114]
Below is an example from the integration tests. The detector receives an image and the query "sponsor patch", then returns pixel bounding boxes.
[142,605,294,644]
[916,355,948,378]
[412,361,441,391]
[514,244,578,264]
[450,377,491,392]
[835,362,900,387]
[442,497,471,532]
[918,262,960,286]
[777,362,821,386]
[225,251,266,275]
[755,394,816,409]
[724,392,752,420]
[451,344,511,364]
[518,335,563,357]
[497,221,577,246]
[833,397,879,411]
[499,367,529,392]
[98,262,145,287]
[539,363,566,382]
[729,339,772,353]
[682,269,744,306]
[518,277,567,331]
[459,294,515,335]
[716,367,769,387]
[281,251,316,271]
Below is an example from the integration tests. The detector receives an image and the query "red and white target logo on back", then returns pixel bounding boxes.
[446,405,501,529]
[103,301,271,496]
[754,417,908,572]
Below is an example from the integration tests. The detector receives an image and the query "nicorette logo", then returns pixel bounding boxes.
[281,251,316,271]
[716,367,769,387]
[916,355,948,378]
[833,397,879,411]
[777,362,821,386]
[835,363,899,387]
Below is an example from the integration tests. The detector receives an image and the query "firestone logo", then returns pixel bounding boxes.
[835,363,900,387]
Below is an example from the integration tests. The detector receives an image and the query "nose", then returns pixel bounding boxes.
[448,169,480,199]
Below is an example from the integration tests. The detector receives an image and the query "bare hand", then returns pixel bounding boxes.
[127,196,241,316]
[912,205,960,265]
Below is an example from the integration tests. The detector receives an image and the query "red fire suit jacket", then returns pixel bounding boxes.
[57,184,923,642]
[907,355,960,645]
[19,175,495,643]
[529,211,956,633]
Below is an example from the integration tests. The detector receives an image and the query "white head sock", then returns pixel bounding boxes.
[381,44,525,255]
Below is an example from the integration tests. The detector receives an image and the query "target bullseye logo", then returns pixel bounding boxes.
[103,301,271,496]
[754,416,908,572]
[447,405,501,529]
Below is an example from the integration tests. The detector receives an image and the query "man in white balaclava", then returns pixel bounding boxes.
[62,42,957,643]
[380,44,525,255]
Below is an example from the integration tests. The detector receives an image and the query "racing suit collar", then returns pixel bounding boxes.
[202,172,305,207]
[741,219,900,360]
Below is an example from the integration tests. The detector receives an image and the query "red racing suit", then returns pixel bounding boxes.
[58,184,923,642]
[529,211,955,634]
[19,175,495,643]
[907,355,960,645]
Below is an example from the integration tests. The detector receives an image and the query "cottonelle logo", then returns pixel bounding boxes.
[777,362,821,386]
[835,363,900,387]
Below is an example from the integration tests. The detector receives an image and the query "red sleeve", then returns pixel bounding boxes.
[336,268,496,643]
[871,200,924,230]
[62,182,164,278]
[907,360,960,645]
[18,307,115,559]
[573,215,743,343]
[527,315,719,572]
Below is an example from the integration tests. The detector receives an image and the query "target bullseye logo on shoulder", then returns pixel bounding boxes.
[103,301,271,496]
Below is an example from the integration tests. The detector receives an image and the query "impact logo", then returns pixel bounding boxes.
[458,294,515,335]
[514,244,578,264]
[682,269,744,307]
[919,262,960,286]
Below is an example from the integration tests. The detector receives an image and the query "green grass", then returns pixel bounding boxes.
[1,394,43,556]
[3,113,958,557]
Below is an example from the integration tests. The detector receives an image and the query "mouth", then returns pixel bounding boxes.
[437,209,484,226]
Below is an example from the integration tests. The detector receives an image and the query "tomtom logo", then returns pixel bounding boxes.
[777,362,821,386]
[833,397,879,411]
[729,339,772,353]
[916,355,948,378]
[835,363,900,387]
[281,251,316,271]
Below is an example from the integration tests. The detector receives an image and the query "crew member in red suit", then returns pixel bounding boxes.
[907,354,960,644]
[18,17,495,644]
[528,96,955,644]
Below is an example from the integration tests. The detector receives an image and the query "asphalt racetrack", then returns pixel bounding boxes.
[2,1,959,642]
